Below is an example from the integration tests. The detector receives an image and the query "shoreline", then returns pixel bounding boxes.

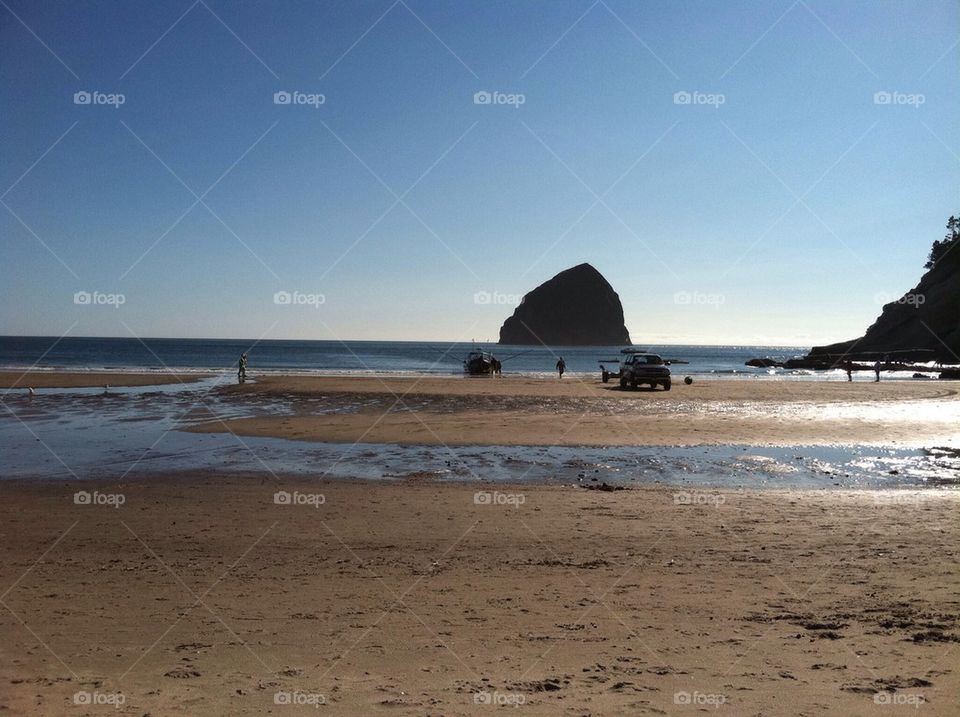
[0,365,954,384]
[1,475,956,715]
[4,371,958,449]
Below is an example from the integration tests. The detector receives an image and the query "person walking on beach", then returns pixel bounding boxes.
[556,357,566,379]
[238,353,247,383]
[845,360,853,382]
[874,358,881,382]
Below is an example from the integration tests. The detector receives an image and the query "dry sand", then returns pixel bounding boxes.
[189,375,960,447]
[0,476,956,715]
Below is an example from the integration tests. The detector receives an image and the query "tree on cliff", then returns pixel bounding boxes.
[925,215,959,269]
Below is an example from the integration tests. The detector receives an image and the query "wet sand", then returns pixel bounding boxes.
[0,476,956,715]
[0,371,209,390]
[190,375,960,448]
[224,374,959,402]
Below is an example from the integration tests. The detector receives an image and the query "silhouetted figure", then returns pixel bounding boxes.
[556,357,566,378]
[874,359,881,382]
[492,358,502,376]
[238,353,248,383]
[845,361,853,382]
[601,364,609,383]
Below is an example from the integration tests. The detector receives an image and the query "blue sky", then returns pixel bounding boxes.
[1,0,957,345]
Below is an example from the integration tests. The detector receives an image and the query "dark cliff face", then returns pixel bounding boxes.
[498,263,632,346]
[808,245,960,361]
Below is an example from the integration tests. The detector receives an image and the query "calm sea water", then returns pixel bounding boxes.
[0,336,824,379]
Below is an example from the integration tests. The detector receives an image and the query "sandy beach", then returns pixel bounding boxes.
[1,476,957,715]
[2,372,959,715]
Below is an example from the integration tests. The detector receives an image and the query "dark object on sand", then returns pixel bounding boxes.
[940,368,960,379]
[598,361,622,383]
[684,376,693,385]
[464,349,496,375]
[582,482,625,491]
[499,263,631,345]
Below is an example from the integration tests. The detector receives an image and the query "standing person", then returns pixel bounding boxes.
[556,357,566,378]
[238,353,247,383]
[874,358,881,383]
[845,360,853,382]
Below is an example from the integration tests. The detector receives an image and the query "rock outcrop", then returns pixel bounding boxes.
[498,263,631,346]
[807,231,960,362]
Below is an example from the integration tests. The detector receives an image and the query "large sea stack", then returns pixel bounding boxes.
[807,221,960,362]
[498,263,631,346]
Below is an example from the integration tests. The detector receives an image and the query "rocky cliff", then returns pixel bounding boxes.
[498,264,631,346]
[808,232,960,362]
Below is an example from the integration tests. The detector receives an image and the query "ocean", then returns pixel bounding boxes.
[0,336,836,379]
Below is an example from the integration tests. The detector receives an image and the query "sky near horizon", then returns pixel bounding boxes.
[1,0,957,346]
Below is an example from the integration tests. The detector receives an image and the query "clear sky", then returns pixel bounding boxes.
[1,0,957,346]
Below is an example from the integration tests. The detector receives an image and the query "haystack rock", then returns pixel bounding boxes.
[498,263,631,346]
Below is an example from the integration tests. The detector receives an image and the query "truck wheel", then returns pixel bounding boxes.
[663,381,671,391]
[630,380,638,390]
[619,377,626,388]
